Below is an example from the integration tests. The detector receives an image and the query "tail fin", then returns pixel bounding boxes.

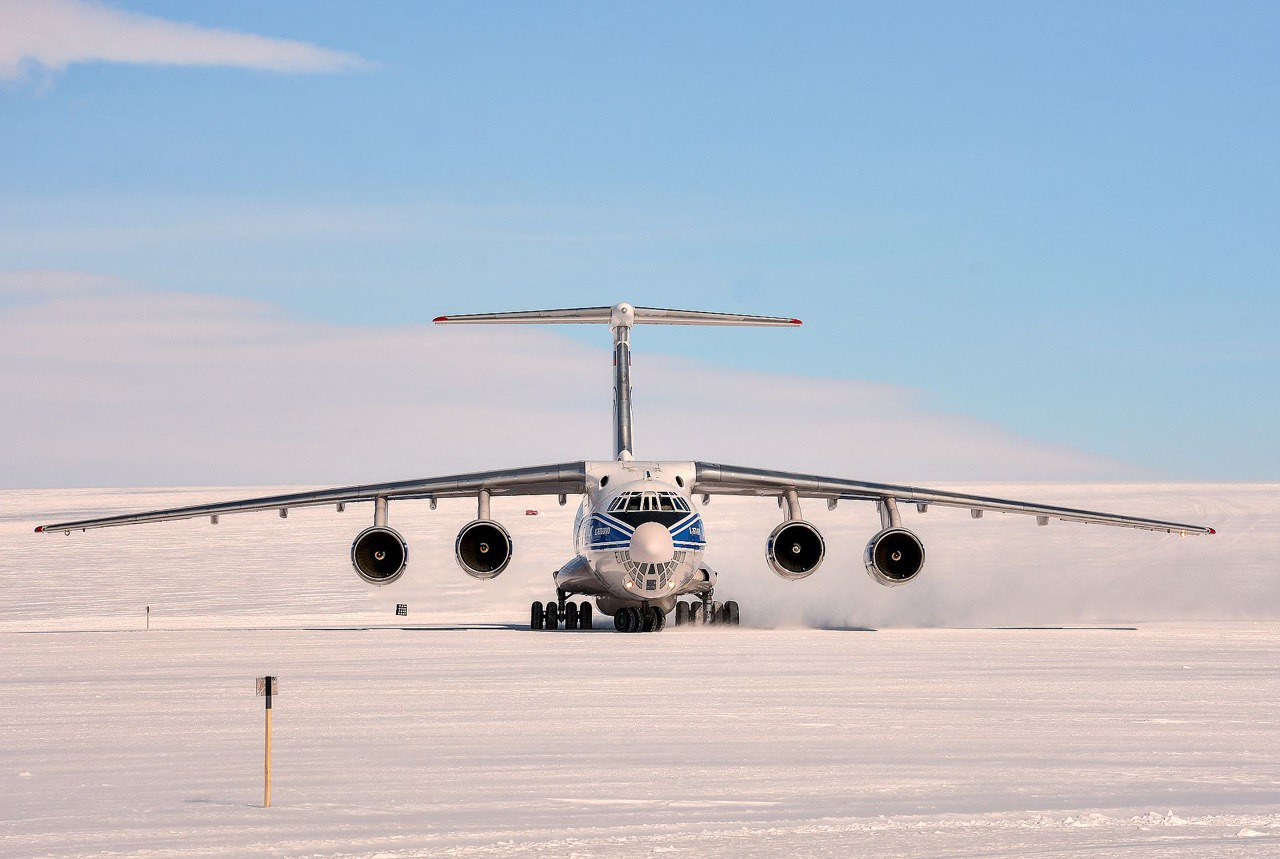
[434,303,801,328]
[434,302,800,458]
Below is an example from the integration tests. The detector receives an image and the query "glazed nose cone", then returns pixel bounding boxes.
[629,521,675,564]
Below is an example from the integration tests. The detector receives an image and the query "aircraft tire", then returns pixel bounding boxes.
[530,601,544,631]
[578,602,592,629]
[649,606,666,632]
[545,603,559,630]
[689,602,702,624]
[564,602,579,630]
[614,609,631,632]
[675,602,689,626]
[724,600,740,626]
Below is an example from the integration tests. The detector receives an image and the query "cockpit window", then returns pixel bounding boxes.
[607,490,692,527]
[609,491,689,512]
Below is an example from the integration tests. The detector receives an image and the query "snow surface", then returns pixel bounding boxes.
[3,485,1279,855]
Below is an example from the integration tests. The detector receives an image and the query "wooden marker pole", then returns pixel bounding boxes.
[256,676,277,807]
[146,605,150,631]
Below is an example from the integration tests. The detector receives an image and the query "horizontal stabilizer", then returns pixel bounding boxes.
[434,303,800,327]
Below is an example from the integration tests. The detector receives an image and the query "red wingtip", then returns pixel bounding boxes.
[790,318,803,325]
[1208,528,1216,535]
[34,525,43,533]
[432,315,448,323]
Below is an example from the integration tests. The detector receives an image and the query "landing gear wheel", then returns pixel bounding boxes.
[711,601,724,625]
[689,601,703,625]
[614,608,633,633]
[675,601,689,626]
[723,600,740,626]
[545,602,559,630]
[564,602,579,630]
[530,601,544,631]
[578,602,592,630]
[648,606,666,632]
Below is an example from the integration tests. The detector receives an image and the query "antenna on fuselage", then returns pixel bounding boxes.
[434,302,801,459]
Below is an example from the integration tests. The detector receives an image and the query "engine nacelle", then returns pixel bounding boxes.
[863,527,925,587]
[766,520,825,580]
[455,519,513,579]
[351,525,408,585]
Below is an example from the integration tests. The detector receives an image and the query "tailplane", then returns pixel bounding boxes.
[434,303,800,328]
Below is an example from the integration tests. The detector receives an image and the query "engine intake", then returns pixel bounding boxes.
[351,526,408,585]
[766,520,825,580]
[864,527,925,586]
[456,519,513,579]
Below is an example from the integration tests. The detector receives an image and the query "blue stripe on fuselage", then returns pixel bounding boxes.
[587,512,706,550]
[670,514,706,548]
[588,514,634,549]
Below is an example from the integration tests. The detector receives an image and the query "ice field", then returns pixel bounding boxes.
[3,484,1279,855]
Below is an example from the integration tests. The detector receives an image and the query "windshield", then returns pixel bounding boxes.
[607,491,690,527]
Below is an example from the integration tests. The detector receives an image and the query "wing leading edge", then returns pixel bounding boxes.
[693,462,1214,535]
[36,462,587,534]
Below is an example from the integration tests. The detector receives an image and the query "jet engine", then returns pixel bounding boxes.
[455,519,513,579]
[351,525,408,585]
[766,520,825,580]
[863,527,925,587]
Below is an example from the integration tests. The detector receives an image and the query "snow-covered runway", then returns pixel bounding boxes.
[4,624,1279,856]
[3,484,1278,855]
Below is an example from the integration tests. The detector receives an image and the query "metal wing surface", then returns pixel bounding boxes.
[37,462,587,534]
[693,462,1214,535]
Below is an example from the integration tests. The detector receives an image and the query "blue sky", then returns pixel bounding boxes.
[2,1,1277,481]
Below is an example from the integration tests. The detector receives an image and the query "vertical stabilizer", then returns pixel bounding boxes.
[435,302,800,458]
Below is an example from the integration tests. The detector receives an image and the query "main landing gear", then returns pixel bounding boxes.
[531,589,593,631]
[673,595,740,627]
[613,594,743,633]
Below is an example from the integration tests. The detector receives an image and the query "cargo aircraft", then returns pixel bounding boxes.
[37,303,1214,632]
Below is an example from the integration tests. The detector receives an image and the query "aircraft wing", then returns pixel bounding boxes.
[36,462,587,534]
[692,462,1215,535]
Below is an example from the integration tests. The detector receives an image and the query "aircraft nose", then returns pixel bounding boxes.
[629,521,675,564]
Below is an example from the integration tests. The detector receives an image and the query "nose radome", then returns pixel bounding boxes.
[629,521,674,564]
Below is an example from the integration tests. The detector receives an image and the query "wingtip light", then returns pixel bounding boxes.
[433,315,448,323]
[34,525,43,533]
[790,318,803,325]
[1208,528,1216,535]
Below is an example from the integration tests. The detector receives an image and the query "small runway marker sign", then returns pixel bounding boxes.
[395,604,408,617]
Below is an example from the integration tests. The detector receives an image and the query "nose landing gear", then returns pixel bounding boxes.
[613,605,665,633]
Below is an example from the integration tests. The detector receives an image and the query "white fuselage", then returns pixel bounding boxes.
[555,460,713,614]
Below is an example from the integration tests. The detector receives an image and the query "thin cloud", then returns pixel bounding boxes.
[0,268,129,297]
[0,0,368,81]
[0,271,1142,489]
